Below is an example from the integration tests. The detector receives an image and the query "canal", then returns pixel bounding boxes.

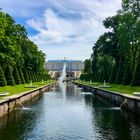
[0,82,140,140]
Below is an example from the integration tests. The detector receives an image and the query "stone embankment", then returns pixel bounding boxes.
[73,81,140,114]
[0,83,54,118]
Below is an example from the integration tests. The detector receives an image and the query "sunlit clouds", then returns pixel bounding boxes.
[1,0,122,60]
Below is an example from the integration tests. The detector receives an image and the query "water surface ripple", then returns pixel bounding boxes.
[0,82,140,140]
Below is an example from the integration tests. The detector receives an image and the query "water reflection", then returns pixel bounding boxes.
[0,82,140,140]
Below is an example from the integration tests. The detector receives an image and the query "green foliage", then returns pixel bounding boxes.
[122,62,132,85]
[0,65,7,86]
[77,80,140,95]
[13,66,21,85]
[0,80,54,97]
[23,68,29,83]
[0,10,47,86]
[37,73,42,82]
[131,52,140,86]
[27,70,32,81]
[28,70,36,82]
[5,66,15,86]
[90,0,140,86]
[84,59,92,73]
[33,71,37,82]
[80,73,93,81]
[109,64,118,84]
[115,59,125,84]
[31,71,35,82]
[19,68,25,84]
[43,74,51,81]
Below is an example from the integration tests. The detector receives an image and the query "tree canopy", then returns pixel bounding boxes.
[0,10,49,86]
[81,0,140,86]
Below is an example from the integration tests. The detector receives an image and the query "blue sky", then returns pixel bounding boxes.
[1,0,121,60]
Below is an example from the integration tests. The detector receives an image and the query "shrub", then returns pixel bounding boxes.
[0,65,7,86]
[5,66,15,86]
[19,68,25,84]
[23,68,30,83]
[13,66,21,85]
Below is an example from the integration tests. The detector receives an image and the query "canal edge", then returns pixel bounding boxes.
[73,81,140,115]
[0,82,56,119]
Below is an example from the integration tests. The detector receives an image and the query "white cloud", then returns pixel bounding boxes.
[0,0,122,60]
[27,8,105,60]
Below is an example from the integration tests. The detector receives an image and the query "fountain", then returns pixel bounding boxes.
[16,98,30,110]
[42,79,44,84]
[133,92,140,96]
[0,92,9,96]
[24,80,37,88]
[90,80,92,84]
[59,62,66,82]
[30,80,33,86]
[98,80,112,88]
[58,62,66,98]
[18,101,30,110]
[103,80,106,86]
[18,101,25,108]
[120,99,127,108]
[38,79,45,85]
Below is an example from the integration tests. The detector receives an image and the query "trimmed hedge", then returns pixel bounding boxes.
[23,68,30,83]
[19,68,25,84]
[80,73,94,81]
[5,66,15,86]
[0,65,7,86]
[13,66,21,85]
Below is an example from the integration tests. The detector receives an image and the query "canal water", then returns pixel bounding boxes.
[0,82,140,140]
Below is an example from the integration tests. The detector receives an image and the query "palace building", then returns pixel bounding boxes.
[45,59,84,79]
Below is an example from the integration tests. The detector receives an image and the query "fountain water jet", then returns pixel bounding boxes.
[59,62,66,82]
[30,80,33,86]
[17,98,26,109]
[24,80,37,88]
[98,80,112,88]
[42,79,44,84]
[58,62,66,98]
[103,80,106,87]
[17,100,30,110]
[19,101,25,108]
[120,99,127,108]
[90,80,92,84]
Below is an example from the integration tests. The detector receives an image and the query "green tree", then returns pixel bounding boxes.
[5,66,15,86]
[13,66,21,85]
[0,65,7,86]
[84,59,91,73]
[0,10,47,86]
[19,68,25,84]
[90,0,140,86]
[23,68,29,83]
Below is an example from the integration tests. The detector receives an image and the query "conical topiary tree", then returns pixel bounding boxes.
[38,73,42,82]
[35,73,40,82]
[38,73,42,81]
[27,70,32,81]
[0,65,7,86]
[13,66,21,85]
[131,54,140,86]
[30,71,35,82]
[23,68,29,83]
[33,71,37,82]
[43,74,50,81]
[19,68,25,84]
[5,65,15,86]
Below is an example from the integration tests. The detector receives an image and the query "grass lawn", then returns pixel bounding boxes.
[76,80,140,95]
[0,80,54,99]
